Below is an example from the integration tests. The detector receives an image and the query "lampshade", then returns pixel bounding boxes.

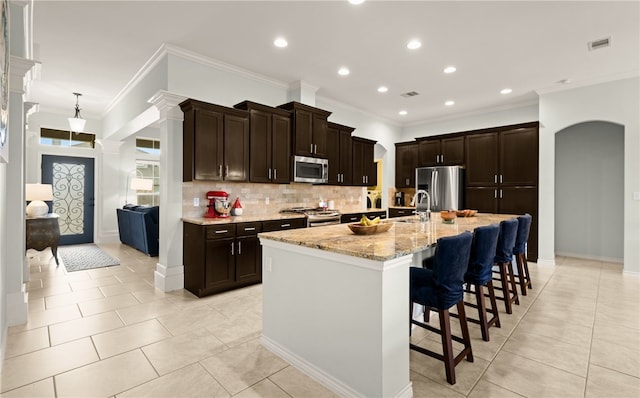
[130,177,153,191]
[25,183,53,217]
[68,92,86,133]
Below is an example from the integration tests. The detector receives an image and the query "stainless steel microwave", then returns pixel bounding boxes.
[293,156,328,184]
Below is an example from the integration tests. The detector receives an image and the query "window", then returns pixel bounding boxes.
[136,138,160,155]
[135,161,160,206]
[40,128,95,148]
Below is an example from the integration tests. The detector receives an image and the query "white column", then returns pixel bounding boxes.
[94,139,123,244]
[148,91,186,292]
[5,56,36,326]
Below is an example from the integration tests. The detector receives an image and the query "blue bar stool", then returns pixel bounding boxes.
[462,224,501,341]
[492,218,519,314]
[410,232,474,385]
[513,213,533,295]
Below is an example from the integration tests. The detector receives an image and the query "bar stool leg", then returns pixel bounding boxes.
[515,254,528,295]
[474,284,490,341]
[507,261,520,306]
[457,300,473,363]
[487,280,501,328]
[439,309,455,385]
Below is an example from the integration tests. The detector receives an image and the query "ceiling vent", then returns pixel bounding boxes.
[401,91,420,98]
[588,37,611,51]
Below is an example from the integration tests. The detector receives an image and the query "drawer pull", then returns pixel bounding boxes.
[215,230,228,234]
[281,223,291,228]
[244,227,256,231]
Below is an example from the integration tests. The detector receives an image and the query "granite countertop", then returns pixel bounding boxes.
[344,208,387,214]
[182,213,306,225]
[259,213,517,262]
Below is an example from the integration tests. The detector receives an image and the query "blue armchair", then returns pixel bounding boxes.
[116,205,159,256]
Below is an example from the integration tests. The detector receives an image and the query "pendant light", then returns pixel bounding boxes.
[68,92,86,132]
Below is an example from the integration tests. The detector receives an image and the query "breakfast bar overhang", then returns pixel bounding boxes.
[259,214,516,398]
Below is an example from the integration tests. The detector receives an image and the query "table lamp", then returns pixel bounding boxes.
[125,175,153,205]
[25,183,54,217]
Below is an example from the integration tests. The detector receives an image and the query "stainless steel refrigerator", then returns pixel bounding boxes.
[415,166,465,211]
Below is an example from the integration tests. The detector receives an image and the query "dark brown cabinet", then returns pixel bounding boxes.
[464,122,539,261]
[278,102,331,158]
[395,142,419,188]
[341,210,387,223]
[234,101,291,184]
[326,122,354,185]
[262,217,307,232]
[352,137,376,186]
[388,208,416,218]
[418,136,464,166]
[181,99,249,182]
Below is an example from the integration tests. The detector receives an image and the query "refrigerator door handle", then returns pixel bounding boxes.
[433,170,438,209]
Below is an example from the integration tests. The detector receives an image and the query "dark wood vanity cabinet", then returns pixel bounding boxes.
[326,122,354,185]
[395,141,419,188]
[352,137,377,187]
[278,101,331,158]
[418,135,464,166]
[181,99,249,182]
[234,101,291,183]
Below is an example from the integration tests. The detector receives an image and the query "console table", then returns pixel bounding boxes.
[26,213,61,266]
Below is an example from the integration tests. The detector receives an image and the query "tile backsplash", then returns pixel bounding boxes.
[183,181,367,218]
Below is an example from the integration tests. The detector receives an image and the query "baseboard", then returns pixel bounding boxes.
[96,231,120,244]
[261,335,413,398]
[154,262,184,292]
[555,251,623,263]
[535,258,556,266]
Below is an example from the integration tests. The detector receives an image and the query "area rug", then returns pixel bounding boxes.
[59,244,120,272]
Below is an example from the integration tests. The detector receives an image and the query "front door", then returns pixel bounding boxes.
[42,155,95,245]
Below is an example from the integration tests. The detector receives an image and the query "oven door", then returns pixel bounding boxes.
[293,156,328,184]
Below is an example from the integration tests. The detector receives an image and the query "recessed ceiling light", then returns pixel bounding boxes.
[406,40,422,50]
[348,0,365,4]
[445,100,455,106]
[273,37,288,48]
[377,86,388,93]
[500,88,513,95]
[338,67,350,76]
[443,66,457,74]
[399,110,408,116]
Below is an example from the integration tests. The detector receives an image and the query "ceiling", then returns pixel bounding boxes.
[29,1,639,126]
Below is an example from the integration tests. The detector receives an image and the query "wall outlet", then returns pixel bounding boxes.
[193,197,199,207]
[265,196,270,205]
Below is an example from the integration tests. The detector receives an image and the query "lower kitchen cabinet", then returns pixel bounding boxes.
[388,208,416,218]
[341,211,387,223]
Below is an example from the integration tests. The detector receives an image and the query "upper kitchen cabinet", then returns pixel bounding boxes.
[181,99,249,182]
[395,141,419,188]
[352,137,376,186]
[465,132,499,186]
[234,101,291,184]
[326,122,354,185]
[277,101,331,158]
[418,135,464,166]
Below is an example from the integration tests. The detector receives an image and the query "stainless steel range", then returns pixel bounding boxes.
[280,207,341,228]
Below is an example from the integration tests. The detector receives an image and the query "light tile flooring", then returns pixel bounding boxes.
[1,244,639,397]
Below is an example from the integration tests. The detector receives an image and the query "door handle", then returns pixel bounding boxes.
[219,165,223,177]
[268,168,272,179]
[494,174,497,184]
[274,169,277,180]
[226,165,229,177]
[494,189,497,199]
[231,242,234,255]
[238,241,242,255]
[310,144,314,154]
[500,189,503,199]
[500,174,503,184]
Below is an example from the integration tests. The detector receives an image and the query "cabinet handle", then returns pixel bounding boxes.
[219,165,223,177]
[399,211,405,214]
[226,165,229,177]
[349,217,357,221]
[238,241,242,255]
[310,144,314,154]
[406,178,409,186]
[268,168,272,179]
[215,230,228,234]
[441,154,444,163]
[231,242,234,255]
[274,169,277,180]
[494,190,497,199]
[314,144,317,154]
[494,174,498,184]
[281,223,291,228]
[500,189,503,199]
[244,227,256,231]
[500,174,503,184]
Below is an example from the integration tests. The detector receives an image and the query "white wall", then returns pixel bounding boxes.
[539,77,640,273]
[555,121,624,262]
[0,164,6,370]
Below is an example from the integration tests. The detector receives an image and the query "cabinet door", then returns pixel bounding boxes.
[498,186,538,262]
[465,187,499,213]
[271,114,291,183]
[325,125,340,184]
[224,114,250,181]
[465,132,499,186]
[313,113,328,157]
[294,109,313,156]
[204,237,235,291]
[418,139,440,167]
[339,130,353,185]
[500,127,538,186]
[363,142,375,186]
[441,136,464,165]
[236,235,261,284]
[194,108,224,180]
[248,109,271,183]
[395,143,418,188]
[352,140,365,186]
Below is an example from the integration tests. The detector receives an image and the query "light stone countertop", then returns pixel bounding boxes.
[181,213,306,225]
[259,213,518,262]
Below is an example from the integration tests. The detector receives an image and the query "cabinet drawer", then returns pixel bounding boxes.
[237,222,262,236]
[262,218,306,232]
[205,224,236,239]
[389,208,415,218]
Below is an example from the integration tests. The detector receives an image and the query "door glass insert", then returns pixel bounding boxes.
[52,162,85,235]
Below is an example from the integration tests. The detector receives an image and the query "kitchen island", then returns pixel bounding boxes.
[259,213,515,398]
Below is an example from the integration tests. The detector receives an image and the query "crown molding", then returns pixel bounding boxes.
[316,94,401,128]
[9,55,37,94]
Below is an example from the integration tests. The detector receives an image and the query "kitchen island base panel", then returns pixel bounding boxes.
[261,239,413,398]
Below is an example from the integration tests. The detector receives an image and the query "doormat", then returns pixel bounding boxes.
[59,244,120,272]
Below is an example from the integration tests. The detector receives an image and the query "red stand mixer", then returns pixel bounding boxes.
[205,191,231,218]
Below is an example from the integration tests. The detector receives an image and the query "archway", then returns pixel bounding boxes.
[554,121,624,262]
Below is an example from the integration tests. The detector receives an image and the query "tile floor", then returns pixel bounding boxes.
[1,244,639,397]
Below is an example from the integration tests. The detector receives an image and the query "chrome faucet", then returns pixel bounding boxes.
[413,190,431,221]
